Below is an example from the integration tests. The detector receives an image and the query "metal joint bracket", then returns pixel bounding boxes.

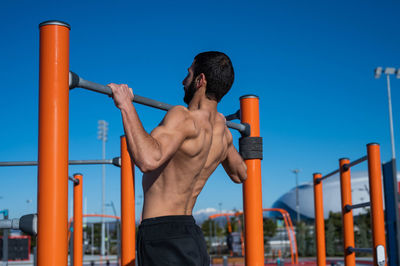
[112,157,121,167]
[241,123,251,138]
[68,176,80,185]
[225,110,240,121]
[346,246,373,254]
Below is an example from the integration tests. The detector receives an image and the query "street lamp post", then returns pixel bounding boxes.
[291,169,300,223]
[375,67,399,162]
[98,120,109,257]
[375,66,400,266]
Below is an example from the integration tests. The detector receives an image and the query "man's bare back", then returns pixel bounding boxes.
[110,56,247,220]
[141,106,244,219]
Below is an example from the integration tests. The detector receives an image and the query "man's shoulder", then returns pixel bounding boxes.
[165,105,190,121]
[162,106,197,135]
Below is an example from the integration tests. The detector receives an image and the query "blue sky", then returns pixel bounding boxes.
[1,0,400,222]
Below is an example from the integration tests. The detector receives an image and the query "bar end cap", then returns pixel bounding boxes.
[39,20,71,29]
[240,94,259,100]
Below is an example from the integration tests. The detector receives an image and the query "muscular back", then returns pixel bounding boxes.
[141,106,233,219]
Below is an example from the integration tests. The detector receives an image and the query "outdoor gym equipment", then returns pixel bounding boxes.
[29,20,265,266]
[313,143,387,266]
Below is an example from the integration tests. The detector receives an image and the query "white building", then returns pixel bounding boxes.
[271,171,393,221]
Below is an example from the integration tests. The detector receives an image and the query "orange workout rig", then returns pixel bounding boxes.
[208,208,298,264]
[27,20,265,266]
[313,143,387,266]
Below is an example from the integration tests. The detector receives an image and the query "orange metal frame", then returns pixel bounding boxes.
[313,144,387,266]
[73,174,83,266]
[121,136,136,266]
[240,95,264,266]
[313,173,326,266]
[39,21,264,266]
[209,213,234,233]
[339,158,356,266]
[39,21,137,266]
[209,213,234,256]
[263,208,298,264]
[38,21,70,266]
[225,208,297,264]
[367,144,387,266]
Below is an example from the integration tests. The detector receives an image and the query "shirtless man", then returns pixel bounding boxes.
[109,51,247,266]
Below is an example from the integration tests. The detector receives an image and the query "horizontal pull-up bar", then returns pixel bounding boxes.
[69,71,250,137]
[68,176,80,185]
[347,247,373,254]
[317,155,369,183]
[344,202,370,212]
[318,169,340,182]
[0,158,121,167]
[342,156,368,171]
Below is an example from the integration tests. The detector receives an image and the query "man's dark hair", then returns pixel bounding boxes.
[193,51,234,103]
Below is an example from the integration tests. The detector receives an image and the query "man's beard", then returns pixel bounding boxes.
[183,79,197,105]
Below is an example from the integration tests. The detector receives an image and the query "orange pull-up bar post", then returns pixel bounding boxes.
[240,95,264,266]
[313,173,326,266]
[339,158,356,266]
[73,174,83,266]
[367,143,387,266]
[38,21,70,266]
[121,136,136,266]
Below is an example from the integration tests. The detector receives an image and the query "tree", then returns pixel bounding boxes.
[201,219,224,237]
[325,216,336,256]
[296,221,307,256]
[263,218,277,253]
[354,209,371,257]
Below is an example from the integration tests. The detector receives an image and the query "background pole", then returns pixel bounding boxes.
[313,173,326,266]
[240,95,264,266]
[367,144,387,266]
[120,136,135,266]
[38,20,70,266]
[73,174,83,266]
[339,158,356,266]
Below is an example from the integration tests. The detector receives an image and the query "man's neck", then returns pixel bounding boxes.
[188,87,218,112]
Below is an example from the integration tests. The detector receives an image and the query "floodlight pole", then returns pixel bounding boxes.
[292,169,300,223]
[386,73,396,161]
[98,120,108,257]
[375,67,398,162]
[375,66,400,266]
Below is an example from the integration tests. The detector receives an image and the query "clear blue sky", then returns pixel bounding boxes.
[1,0,399,222]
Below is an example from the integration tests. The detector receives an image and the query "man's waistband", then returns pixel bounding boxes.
[140,215,195,226]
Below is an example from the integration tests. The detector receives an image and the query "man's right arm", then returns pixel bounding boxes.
[222,135,247,184]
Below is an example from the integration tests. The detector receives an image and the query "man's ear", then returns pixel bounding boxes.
[196,73,207,88]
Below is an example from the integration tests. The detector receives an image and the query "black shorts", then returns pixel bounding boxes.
[137,215,210,266]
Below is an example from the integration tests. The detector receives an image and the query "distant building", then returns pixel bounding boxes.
[271,171,395,222]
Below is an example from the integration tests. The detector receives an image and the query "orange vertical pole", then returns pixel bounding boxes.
[339,158,356,266]
[281,212,294,264]
[367,143,387,266]
[313,173,326,266]
[285,212,298,264]
[38,20,70,266]
[121,136,135,266]
[236,213,245,257]
[240,95,264,266]
[73,174,83,266]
